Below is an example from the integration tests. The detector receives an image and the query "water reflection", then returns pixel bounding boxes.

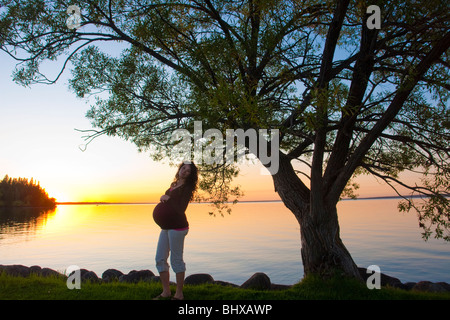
[0,206,57,238]
[0,200,449,285]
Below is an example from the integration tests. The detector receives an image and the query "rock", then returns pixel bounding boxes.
[0,264,30,277]
[81,269,100,282]
[66,268,100,282]
[119,270,155,283]
[185,273,215,285]
[403,282,417,290]
[40,267,62,278]
[102,269,124,282]
[0,264,62,278]
[241,272,271,290]
[29,265,61,278]
[413,281,448,293]
[29,265,42,274]
[436,282,450,292]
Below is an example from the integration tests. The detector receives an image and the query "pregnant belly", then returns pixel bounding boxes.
[153,202,188,229]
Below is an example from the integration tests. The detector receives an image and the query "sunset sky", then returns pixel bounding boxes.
[0,52,406,204]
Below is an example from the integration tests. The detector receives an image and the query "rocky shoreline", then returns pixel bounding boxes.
[1,264,449,293]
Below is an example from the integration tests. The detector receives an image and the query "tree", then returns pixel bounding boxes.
[1,0,449,279]
[0,175,56,208]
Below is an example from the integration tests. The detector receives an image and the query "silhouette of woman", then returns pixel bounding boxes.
[153,161,198,300]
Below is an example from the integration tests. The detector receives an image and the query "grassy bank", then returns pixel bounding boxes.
[1,272,449,300]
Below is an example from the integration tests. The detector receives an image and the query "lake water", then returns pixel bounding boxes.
[0,199,449,285]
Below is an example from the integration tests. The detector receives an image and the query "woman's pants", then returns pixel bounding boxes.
[155,229,189,274]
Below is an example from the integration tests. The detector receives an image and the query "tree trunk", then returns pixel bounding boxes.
[272,155,361,280]
[299,202,361,278]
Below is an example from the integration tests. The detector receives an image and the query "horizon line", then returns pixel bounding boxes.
[56,194,437,205]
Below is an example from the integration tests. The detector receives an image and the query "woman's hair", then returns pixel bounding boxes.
[172,161,198,200]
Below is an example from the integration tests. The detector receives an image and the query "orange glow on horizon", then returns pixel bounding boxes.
[39,160,417,204]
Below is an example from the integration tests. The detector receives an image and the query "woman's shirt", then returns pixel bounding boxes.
[153,184,192,230]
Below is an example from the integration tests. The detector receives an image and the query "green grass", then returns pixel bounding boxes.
[1,272,449,300]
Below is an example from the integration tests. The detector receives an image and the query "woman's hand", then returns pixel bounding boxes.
[160,195,170,202]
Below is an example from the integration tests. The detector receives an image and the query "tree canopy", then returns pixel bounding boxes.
[0,175,56,208]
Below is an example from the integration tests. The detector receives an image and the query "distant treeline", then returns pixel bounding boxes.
[0,175,56,208]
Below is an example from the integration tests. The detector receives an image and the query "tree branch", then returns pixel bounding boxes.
[328,30,450,204]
